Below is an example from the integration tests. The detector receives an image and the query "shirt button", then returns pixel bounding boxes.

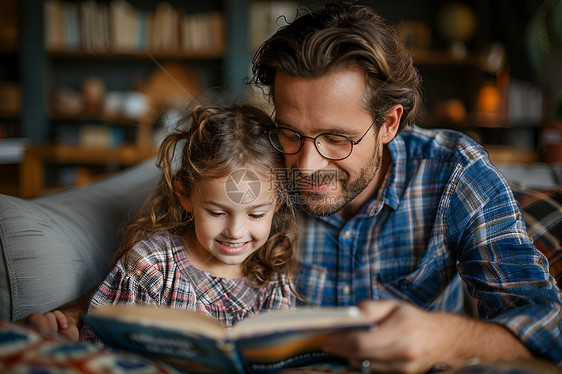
[343,230,352,239]
[342,285,351,294]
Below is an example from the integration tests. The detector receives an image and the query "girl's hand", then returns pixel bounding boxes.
[21,310,80,341]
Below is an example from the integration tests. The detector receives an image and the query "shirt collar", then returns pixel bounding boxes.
[365,132,407,215]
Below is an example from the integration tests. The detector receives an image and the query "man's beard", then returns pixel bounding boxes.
[290,144,382,217]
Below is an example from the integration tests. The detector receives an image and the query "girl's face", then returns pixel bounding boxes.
[178,171,279,279]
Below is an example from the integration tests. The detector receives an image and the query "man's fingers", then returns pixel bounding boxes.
[323,300,400,356]
[357,299,401,322]
[324,300,422,363]
[324,329,400,360]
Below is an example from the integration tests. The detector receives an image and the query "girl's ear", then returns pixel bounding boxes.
[174,181,192,213]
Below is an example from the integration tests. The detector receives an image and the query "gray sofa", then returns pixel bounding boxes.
[0,159,160,321]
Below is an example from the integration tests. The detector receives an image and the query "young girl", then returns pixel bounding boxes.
[79,103,299,344]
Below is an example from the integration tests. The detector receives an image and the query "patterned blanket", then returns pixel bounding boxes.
[512,185,562,287]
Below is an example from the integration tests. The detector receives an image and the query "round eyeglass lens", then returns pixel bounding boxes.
[315,134,353,160]
[270,128,301,154]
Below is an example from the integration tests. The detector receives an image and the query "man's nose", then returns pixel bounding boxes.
[293,138,330,176]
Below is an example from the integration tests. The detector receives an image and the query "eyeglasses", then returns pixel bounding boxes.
[267,119,376,161]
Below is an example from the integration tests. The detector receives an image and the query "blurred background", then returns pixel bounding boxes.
[0,0,561,198]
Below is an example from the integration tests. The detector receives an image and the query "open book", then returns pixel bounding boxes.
[83,305,374,373]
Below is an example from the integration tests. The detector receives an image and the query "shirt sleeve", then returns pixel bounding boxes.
[79,242,165,346]
[445,156,562,363]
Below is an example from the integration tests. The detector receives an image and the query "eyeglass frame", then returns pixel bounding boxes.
[266,118,377,161]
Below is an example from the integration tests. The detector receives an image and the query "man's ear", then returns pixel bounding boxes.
[380,104,403,144]
[174,181,192,212]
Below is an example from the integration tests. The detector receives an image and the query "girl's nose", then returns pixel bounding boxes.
[223,217,246,239]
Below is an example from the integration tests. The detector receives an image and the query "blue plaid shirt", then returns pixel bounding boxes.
[295,126,562,364]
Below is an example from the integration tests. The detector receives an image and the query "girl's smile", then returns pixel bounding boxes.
[216,240,250,255]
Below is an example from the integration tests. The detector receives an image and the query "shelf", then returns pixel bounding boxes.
[48,49,223,60]
[49,112,148,126]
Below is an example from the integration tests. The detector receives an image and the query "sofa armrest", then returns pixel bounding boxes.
[0,159,160,321]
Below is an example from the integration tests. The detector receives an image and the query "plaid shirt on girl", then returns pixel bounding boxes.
[80,232,294,345]
[295,126,562,364]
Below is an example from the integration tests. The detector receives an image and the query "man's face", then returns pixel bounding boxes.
[273,67,391,217]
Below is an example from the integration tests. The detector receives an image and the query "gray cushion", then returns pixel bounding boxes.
[0,159,160,321]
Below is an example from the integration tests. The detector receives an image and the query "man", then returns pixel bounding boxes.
[26,2,561,373]
[251,1,561,372]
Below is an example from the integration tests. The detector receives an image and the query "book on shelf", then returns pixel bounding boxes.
[150,1,177,52]
[84,304,374,374]
[249,1,297,51]
[44,0,224,56]
[45,0,65,51]
[110,0,143,52]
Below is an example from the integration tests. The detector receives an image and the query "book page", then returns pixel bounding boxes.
[231,306,373,339]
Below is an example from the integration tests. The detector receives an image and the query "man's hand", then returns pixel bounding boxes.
[322,299,532,374]
[21,310,79,341]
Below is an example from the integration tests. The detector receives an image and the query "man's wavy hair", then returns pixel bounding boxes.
[252,1,422,130]
[114,103,299,289]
